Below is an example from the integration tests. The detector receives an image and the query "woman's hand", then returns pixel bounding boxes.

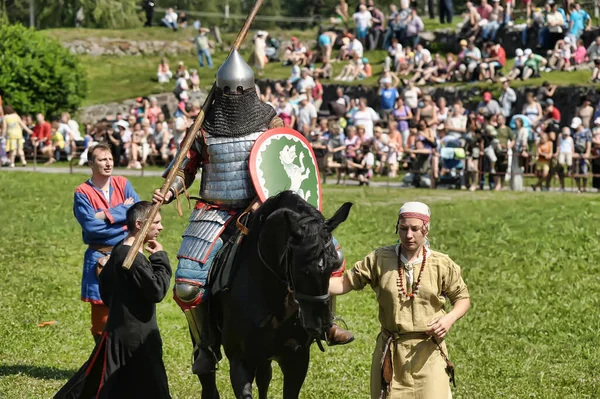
[426,314,456,340]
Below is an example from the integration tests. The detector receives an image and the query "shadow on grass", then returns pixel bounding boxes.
[0,364,76,380]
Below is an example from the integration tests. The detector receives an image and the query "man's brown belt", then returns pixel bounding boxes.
[89,244,113,255]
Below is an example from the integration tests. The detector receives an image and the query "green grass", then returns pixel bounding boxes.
[1,171,600,398]
[41,27,600,106]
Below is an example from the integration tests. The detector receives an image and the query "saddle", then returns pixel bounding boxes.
[208,229,245,297]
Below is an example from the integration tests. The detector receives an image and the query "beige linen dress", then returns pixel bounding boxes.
[346,245,470,399]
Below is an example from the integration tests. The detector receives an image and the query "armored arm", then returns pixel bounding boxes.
[162,144,202,203]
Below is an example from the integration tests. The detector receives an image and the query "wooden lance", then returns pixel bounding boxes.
[122,0,266,270]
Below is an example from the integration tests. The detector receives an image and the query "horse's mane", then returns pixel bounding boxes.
[250,191,324,231]
[250,191,334,266]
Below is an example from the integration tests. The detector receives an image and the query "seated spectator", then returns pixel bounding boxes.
[334,54,365,81]
[161,8,179,31]
[283,37,309,66]
[314,58,333,80]
[522,48,547,80]
[189,69,200,92]
[178,12,189,28]
[546,38,573,71]
[265,34,280,62]
[157,58,173,84]
[47,119,66,164]
[522,92,543,126]
[486,0,504,39]
[460,2,482,38]
[459,40,482,81]
[175,61,190,80]
[573,39,587,66]
[358,57,373,79]
[385,37,403,71]
[348,144,375,185]
[405,8,424,48]
[479,42,506,81]
[586,36,600,64]
[151,121,172,164]
[416,95,438,129]
[591,58,600,83]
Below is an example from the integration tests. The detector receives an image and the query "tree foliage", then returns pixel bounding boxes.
[0,24,87,116]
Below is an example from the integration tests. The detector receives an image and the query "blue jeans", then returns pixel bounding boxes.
[197,48,213,68]
[161,19,178,30]
[482,21,500,41]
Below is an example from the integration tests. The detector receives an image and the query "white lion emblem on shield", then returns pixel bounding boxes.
[279,144,311,202]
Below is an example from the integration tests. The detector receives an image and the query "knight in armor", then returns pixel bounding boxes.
[152,49,353,384]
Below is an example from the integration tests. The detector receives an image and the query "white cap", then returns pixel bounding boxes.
[594,117,600,125]
[524,48,533,56]
[564,36,572,44]
[298,94,308,102]
[180,92,189,101]
[381,77,392,84]
[116,120,129,129]
[399,201,431,222]
[571,117,583,129]
[515,48,524,56]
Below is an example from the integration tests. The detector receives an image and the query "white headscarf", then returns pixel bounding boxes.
[396,201,431,233]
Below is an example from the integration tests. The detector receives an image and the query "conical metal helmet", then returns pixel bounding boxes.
[216,48,255,93]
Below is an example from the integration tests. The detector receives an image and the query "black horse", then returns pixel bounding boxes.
[208,191,352,399]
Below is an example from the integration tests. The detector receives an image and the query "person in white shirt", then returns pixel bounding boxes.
[557,126,574,191]
[296,94,318,136]
[385,37,403,71]
[348,37,364,59]
[296,68,315,94]
[161,8,179,31]
[353,4,373,44]
[351,98,380,139]
[402,80,421,111]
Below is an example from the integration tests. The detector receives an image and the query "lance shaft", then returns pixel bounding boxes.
[122,0,265,270]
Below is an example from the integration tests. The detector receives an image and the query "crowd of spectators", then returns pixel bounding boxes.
[260,66,600,192]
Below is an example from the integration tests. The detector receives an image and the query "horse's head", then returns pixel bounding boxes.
[256,192,352,340]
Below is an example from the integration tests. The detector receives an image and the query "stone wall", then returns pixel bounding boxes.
[78,90,207,123]
[63,38,214,56]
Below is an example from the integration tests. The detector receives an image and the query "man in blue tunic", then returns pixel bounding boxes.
[74,143,139,343]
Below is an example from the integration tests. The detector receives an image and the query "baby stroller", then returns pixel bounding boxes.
[437,139,466,189]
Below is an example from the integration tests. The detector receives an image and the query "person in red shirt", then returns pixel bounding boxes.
[479,42,506,81]
[31,113,53,157]
[544,99,561,123]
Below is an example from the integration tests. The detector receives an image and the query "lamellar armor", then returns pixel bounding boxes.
[163,49,282,309]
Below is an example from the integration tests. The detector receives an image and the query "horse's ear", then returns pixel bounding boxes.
[325,202,352,232]
[266,208,302,239]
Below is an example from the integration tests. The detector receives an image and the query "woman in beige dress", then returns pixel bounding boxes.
[329,202,471,399]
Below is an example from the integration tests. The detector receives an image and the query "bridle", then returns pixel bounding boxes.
[256,215,332,305]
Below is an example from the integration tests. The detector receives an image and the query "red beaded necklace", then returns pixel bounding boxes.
[397,246,427,300]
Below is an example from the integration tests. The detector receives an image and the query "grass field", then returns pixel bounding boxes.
[1,171,600,398]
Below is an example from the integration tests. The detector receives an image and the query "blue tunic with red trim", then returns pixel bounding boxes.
[73,176,139,304]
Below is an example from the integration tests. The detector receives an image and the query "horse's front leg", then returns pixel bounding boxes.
[278,348,310,399]
[230,358,256,399]
[255,360,273,399]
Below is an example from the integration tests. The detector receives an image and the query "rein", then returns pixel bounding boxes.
[255,214,335,352]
